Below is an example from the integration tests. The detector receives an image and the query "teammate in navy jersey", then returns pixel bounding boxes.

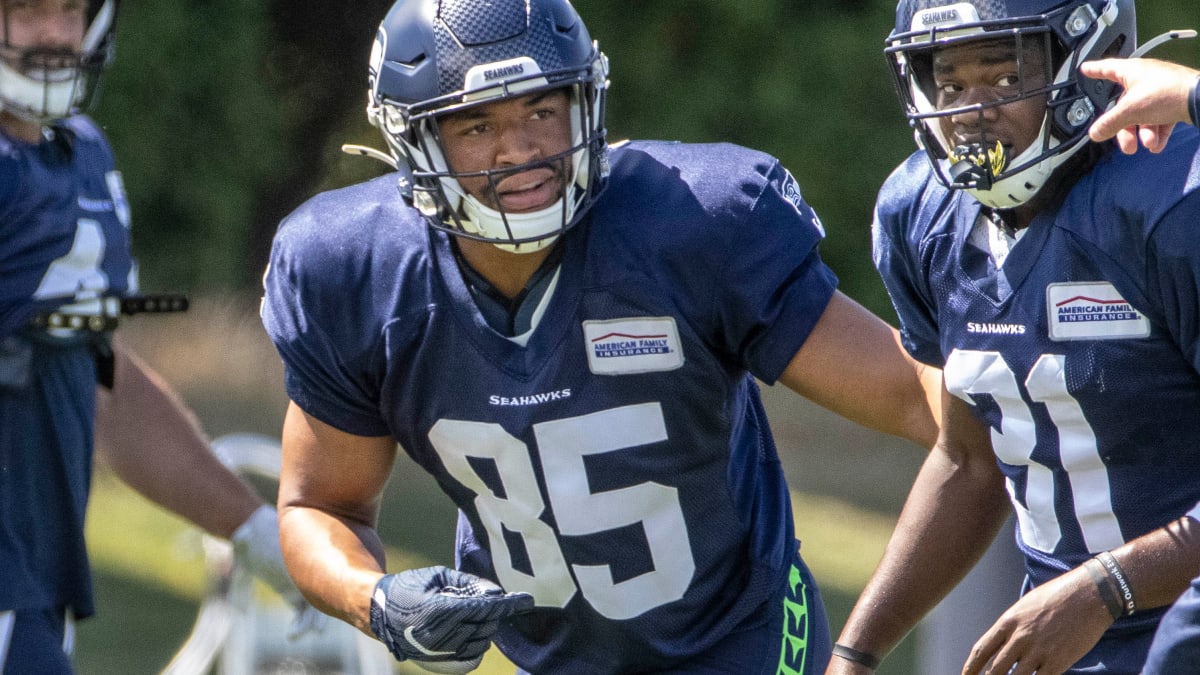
[260,0,942,673]
[827,2,1200,674]
[0,1,307,671]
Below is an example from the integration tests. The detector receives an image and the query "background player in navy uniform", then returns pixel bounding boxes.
[826,1,1200,674]
[0,1,309,671]
[260,0,943,673]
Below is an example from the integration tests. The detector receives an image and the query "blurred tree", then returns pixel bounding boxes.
[96,2,390,293]
[95,1,279,292]
[246,2,394,284]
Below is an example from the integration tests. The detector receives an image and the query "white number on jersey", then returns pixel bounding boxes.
[945,349,1124,553]
[428,402,696,620]
[33,219,109,302]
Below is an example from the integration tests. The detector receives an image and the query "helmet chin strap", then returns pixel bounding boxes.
[438,117,590,254]
[460,194,564,254]
[0,63,77,122]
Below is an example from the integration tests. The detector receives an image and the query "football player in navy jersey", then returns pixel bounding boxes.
[1082,57,1200,154]
[828,2,1200,674]
[0,1,306,671]
[260,0,943,673]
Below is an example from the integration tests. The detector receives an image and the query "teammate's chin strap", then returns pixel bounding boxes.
[1122,29,1199,130]
[342,143,397,169]
[1128,29,1197,59]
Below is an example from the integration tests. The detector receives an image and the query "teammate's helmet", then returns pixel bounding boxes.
[368,0,609,252]
[0,0,118,123]
[887,0,1135,208]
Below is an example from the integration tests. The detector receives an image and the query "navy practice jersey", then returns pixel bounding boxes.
[0,116,136,618]
[874,125,1200,634]
[263,140,835,673]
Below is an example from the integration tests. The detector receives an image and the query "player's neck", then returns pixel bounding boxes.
[0,111,43,144]
[454,237,555,300]
[1011,205,1035,232]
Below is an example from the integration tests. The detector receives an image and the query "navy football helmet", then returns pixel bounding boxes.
[886,0,1135,208]
[367,0,609,252]
[0,0,117,123]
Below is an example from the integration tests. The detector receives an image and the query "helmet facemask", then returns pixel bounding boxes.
[887,0,1133,208]
[370,45,609,254]
[0,0,116,125]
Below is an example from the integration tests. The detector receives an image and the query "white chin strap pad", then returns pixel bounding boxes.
[461,194,565,253]
[0,63,76,121]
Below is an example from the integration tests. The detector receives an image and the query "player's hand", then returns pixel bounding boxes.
[1081,58,1198,154]
[369,566,534,674]
[230,504,328,639]
[961,564,1114,675]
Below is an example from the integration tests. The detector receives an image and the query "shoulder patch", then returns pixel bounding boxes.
[781,170,825,237]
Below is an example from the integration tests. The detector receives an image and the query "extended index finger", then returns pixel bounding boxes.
[1079,58,1128,85]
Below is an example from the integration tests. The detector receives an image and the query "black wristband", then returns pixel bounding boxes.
[1189,75,1200,128]
[1084,558,1123,621]
[832,643,881,670]
[1096,551,1136,616]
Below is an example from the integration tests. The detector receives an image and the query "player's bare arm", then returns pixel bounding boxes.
[277,402,395,634]
[826,392,1010,674]
[778,291,941,450]
[95,338,262,539]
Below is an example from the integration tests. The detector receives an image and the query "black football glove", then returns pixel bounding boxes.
[369,566,534,674]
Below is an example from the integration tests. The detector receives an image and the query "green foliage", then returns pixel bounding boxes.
[94,0,1200,317]
[93,1,281,293]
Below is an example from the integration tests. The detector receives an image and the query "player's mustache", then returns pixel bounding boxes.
[16,48,81,81]
[480,158,570,201]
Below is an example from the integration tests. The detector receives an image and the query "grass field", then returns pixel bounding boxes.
[72,296,927,674]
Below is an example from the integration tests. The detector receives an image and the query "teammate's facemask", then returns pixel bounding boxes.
[887,0,1137,208]
[360,0,609,254]
[0,0,117,125]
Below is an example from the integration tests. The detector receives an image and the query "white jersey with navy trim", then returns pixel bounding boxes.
[874,125,1200,635]
[263,140,835,673]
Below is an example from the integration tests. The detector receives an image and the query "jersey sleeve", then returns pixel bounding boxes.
[713,157,838,384]
[872,157,945,368]
[261,203,392,438]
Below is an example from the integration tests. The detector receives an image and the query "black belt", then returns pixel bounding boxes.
[30,293,190,333]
